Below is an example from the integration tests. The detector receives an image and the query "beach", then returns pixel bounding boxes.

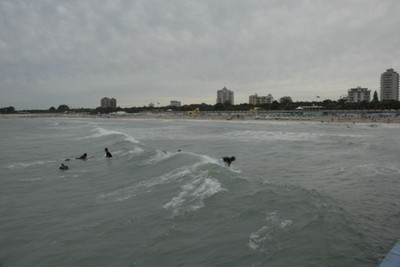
[2,110,400,124]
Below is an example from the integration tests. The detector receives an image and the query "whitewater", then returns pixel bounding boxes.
[1,117,399,266]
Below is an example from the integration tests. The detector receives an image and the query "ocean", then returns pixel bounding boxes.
[1,117,399,266]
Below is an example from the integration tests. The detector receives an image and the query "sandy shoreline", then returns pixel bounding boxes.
[2,112,400,124]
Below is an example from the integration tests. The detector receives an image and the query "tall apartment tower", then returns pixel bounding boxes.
[101,97,117,108]
[110,98,117,108]
[216,87,234,105]
[380,68,399,101]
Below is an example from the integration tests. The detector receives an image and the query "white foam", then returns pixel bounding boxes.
[79,127,139,144]
[129,147,144,154]
[248,211,293,251]
[19,177,45,182]
[97,164,198,203]
[280,220,293,228]
[248,225,272,251]
[163,172,227,216]
[7,160,55,169]
[227,130,371,142]
[181,152,241,172]
[142,150,174,165]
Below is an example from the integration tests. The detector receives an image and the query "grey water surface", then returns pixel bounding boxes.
[1,118,399,266]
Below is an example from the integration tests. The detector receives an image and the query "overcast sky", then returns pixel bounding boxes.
[1,0,399,109]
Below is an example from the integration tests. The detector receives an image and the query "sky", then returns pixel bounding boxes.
[1,0,400,110]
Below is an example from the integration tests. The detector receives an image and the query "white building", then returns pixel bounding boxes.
[249,93,274,105]
[101,97,117,108]
[347,87,371,102]
[216,87,234,105]
[170,100,181,107]
[380,68,399,101]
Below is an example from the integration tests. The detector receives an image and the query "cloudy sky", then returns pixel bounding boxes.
[1,0,399,109]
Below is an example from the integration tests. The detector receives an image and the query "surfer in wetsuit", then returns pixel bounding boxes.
[59,163,69,170]
[105,148,112,158]
[222,156,236,167]
[76,153,87,160]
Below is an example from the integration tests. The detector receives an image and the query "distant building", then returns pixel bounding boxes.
[347,87,371,102]
[249,93,274,105]
[380,68,399,101]
[217,87,234,105]
[110,98,117,108]
[170,100,181,107]
[101,97,117,108]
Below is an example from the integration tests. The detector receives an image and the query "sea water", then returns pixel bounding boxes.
[1,117,399,266]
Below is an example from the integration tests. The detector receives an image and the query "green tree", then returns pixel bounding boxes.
[372,91,379,102]
[279,96,293,110]
[279,96,293,104]
[271,100,281,110]
[0,106,15,114]
[224,100,232,106]
[57,104,70,112]
[214,103,225,110]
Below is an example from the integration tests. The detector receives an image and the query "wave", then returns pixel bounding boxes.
[78,127,139,144]
[226,130,371,142]
[356,163,400,175]
[97,162,203,203]
[248,211,293,252]
[163,171,227,216]
[142,149,176,165]
[6,160,55,169]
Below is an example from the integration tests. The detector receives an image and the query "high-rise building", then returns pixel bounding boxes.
[216,87,234,105]
[249,93,274,105]
[101,97,117,108]
[110,98,117,108]
[170,100,181,107]
[347,87,370,102]
[380,68,399,101]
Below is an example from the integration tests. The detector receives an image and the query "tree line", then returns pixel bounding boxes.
[2,98,400,114]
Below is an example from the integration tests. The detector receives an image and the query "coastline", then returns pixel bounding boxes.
[1,112,400,124]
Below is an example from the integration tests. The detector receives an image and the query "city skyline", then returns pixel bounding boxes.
[1,1,399,109]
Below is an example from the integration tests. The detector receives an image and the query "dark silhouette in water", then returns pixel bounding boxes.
[222,156,236,167]
[59,163,69,170]
[105,148,112,158]
[76,153,87,160]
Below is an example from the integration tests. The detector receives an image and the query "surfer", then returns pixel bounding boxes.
[222,156,236,167]
[76,153,88,160]
[105,148,112,158]
[59,163,69,170]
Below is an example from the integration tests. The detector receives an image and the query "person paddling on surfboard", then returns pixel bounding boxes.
[76,153,88,160]
[105,148,112,158]
[59,163,69,170]
[222,156,235,167]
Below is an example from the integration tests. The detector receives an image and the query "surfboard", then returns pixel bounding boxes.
[379,241,400,267]
[64,155,95,161]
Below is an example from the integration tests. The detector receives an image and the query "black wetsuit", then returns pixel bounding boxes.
[77,153,87,160]
[59,164,69,170]
[105,148,112,158]
[222,157,235,167]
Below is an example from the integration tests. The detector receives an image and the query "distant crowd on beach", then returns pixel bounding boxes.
[3,112,400,124]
